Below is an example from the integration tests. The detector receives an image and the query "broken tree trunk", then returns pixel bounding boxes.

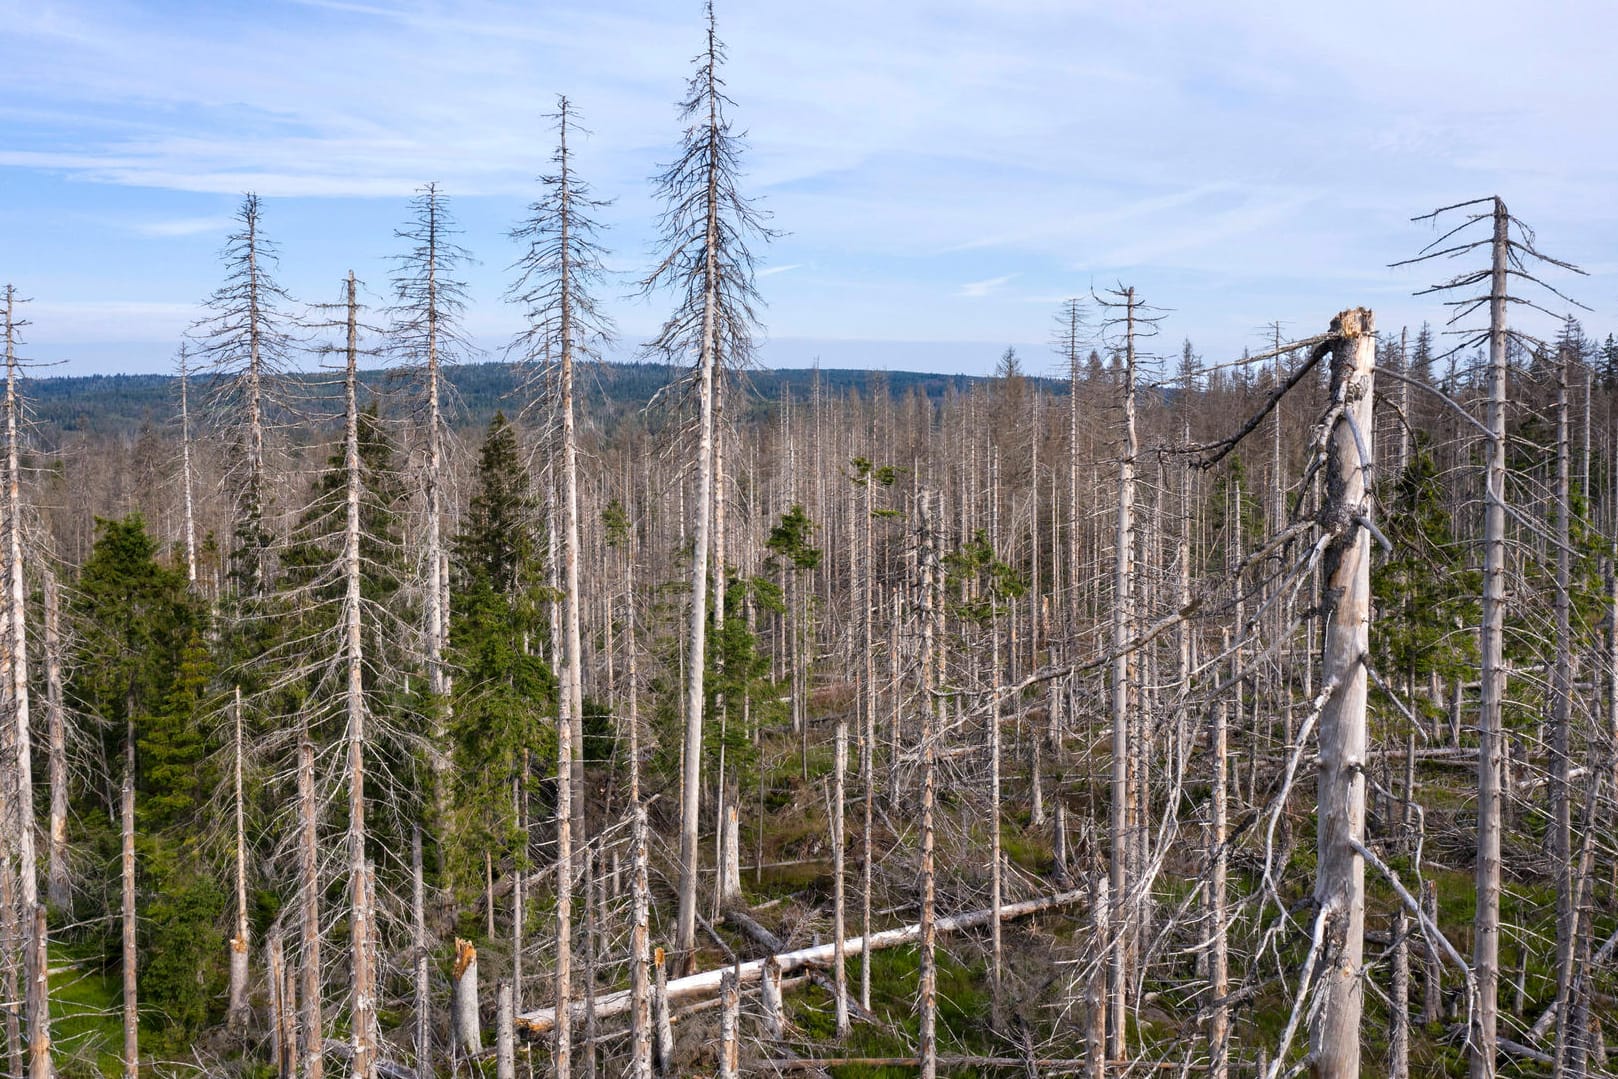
[516,887,1087,1033]
[453,938,481,1056]
[1308,307,1375,1079]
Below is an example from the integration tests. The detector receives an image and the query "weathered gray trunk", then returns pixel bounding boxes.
[121,769,136,1079]
[342,275,377,1079]
[1550,341,1579,1076]
[227,686,251,1031]
[43,571,66,913]
[1208,700,1229,1079]
[719,969,739,1079]
[452,938,480,1056]
[412,827,430,1075]
[1107,288,1138,1064]
[1390,910,1410,1079]
[918,491,941,1079]
[630,806,652,1079]
[1471,199,1509,1079]
[299,727,323,1079]
[1308,307,1375,1079]
[496,983,515,1079]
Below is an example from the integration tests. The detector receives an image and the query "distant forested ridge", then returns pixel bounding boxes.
[27,361,1046,440]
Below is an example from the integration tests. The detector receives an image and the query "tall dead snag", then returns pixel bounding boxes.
[1550,339,1577,1076]
[642,0,770,968]
[510,95,614,1076]
[192,194,291,600]
[1102,285,1140,1063]
[1396,197,1584,1078]
[1207,701,1229,1079]
[1309,306,1375,1079]
[2,287,47,1078]
[391,183,472,762]
[340,273,378,1079]
[917,491,942,1079]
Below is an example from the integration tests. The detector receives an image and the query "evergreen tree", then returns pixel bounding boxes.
[445,414,554,909]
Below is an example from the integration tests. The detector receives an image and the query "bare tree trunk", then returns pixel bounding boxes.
[630,806,652,1079]
[342,275,377,1079]
[228,686,251,1031]
[269,931,291,1079]
[1086,874,1107,1079]
[4,294,46,1077]
[299,723,323,1079]
[556,111,587,851]
[555,638,574,1079]
[652,953,674,1078]
[1550,341,1579,1076]
[833,599,849,1038]
[860,469,876,1014]
[1107,288,1138,1064]
[674,71,727,971]
[412,827,430,1075]
[1208,701,1229,1079]
[989,622,1004,1018]
[121,769,136,1079]
[179,344,198,584]
[496,983,515,1079]
[1423,879,1442,1027]
[1390,910,1410,1079]
[762,956,785,1040]
[918,491,941,1079]
[719,968,739,1079]
[1471,199,1509,1079]
[453,938,480,1056]
[1308,307,1375,1079]
[43,571,66,913]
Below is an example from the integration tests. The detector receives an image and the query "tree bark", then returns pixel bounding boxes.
[227,686,251,1031]
[43,571,66,913]
[342,274,376,1079]
[1471,198,1509,1079]
[1308,307,1375,1079]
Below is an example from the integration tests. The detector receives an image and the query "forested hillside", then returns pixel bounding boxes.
[2,9,1617,1079]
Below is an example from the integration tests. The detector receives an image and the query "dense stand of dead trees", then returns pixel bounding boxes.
[1,14,1615,1076]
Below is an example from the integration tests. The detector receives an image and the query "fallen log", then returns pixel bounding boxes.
[517,886,1088,1033]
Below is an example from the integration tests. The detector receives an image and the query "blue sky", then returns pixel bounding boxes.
[1,0,1612,377]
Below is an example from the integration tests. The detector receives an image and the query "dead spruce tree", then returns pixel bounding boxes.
[192,193,292,601]
[508,94,616,1079]
[390,182,472,765]
[1398,197,1585,1077]
[642,0,771,969]
[1,285,49,1079]
[1308,308,1375,1079]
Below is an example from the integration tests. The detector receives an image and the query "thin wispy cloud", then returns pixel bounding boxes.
[957,274,1018,299]
[127,216,234,238]
[0,0,1610,373]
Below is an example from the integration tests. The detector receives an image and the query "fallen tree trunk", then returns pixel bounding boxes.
[517,887,1088,1033]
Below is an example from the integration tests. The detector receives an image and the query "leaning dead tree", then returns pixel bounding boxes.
[508,94,617,1079]
[641,0,771,969]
